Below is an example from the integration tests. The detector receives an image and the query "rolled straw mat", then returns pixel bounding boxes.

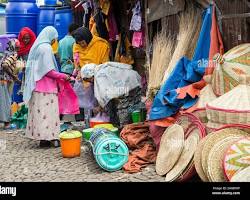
[156,124,185,176]
[194,137,209,182]
[201,128,249,179]
[207,136,242,182]
[223,137,250,181]
[165,130,200,182]
[231,166,250,182]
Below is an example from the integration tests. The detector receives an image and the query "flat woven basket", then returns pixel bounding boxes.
[206,122,250,134]
[201,128,249,180]
[165,130,200,182]
[156,124,185,176]
[172,113,206,181]
[207,76,250,125]
[230,166,250,182]
[223,137,250,181]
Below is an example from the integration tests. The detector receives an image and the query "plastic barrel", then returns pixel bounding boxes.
[54,6,72,40]
[89,128,129,172]
[44,0,57,6]
[5,0,39,35]
[37,6,55,35]
[37,6,72,40]
[0,4,6,35]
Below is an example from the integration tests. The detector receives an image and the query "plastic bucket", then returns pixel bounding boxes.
[89,128,128,172]
[59,131,82,158]
[131,110,146,123]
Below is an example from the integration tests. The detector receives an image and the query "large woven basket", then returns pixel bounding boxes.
[191,75,217,123]
[211,43,250,96]
[207,76,250,125]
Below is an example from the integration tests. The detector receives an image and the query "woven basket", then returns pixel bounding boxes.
[165,130,200,182]
[230,166,250,182]
[201,128,249,179]
[156,124,185,176]
[223,137,250,181]
[207,76,250,125]
[191,75,217,123]
[194,137,209,182]
[207,136,242,182]
[206,122,250,134]
[211,43,250,96]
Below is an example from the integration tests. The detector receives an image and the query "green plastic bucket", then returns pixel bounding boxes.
[89,128,128,172]
[131,110,146,123]
[82,128,94,140]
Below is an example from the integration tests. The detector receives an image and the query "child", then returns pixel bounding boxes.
[58,23,80,75]
[0,39,21,129]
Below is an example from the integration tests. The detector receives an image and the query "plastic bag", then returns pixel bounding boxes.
[90,112,110,122]
[58,80,80,115]
[129,1,142,31]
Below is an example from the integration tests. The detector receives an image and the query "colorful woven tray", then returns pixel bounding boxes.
[223,137,250,181]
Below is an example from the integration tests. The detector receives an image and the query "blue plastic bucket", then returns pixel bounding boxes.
[89,128,129,172]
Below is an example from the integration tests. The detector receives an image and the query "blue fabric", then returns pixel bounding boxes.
[12,71,24,103]
[150,6,212,120]
[23,26,59,103]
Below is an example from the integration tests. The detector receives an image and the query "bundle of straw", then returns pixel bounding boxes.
[162,2,202,84]
[147,32,176,100]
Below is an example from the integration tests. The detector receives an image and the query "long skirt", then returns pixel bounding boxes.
[26,92,60,141]
[0,83,11,122]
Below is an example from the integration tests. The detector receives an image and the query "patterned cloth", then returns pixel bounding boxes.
[0,83,11,122]
[26,92,60,141]
[105,87,142,128]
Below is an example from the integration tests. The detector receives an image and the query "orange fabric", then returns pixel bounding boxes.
[205,5,224,75]
[152,116,177,127]
[120,123,157,173]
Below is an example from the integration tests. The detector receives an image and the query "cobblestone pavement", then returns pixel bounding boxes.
[0,129,165,182]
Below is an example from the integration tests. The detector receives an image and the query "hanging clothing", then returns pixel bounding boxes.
[94,8,109,40]
[0,83,11,122]
[114,32,134,65]
[58,35,76,74]
[129,0,142,31]
[17,27,36,57]
[23,26,59,103]
[73,35,110,67]
[150,6,213,120]
[81,62,142,108]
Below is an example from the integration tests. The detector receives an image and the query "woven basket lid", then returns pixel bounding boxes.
[176,160,195,182]
[195,75,217,109]
[156,124,185,176]
[231,166,250,182]
[165,130,200,182]
[207,76,250,112]
[207,136,242,182]
[201,128,249,178]
[194,137,209,182]
[223,137,250,181]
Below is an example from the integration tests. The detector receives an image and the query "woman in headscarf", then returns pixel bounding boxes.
[80,62,142,128]
[72,27,110,121]
[23,26,71,148]
[0,39,21,129]
[12,27,36,104]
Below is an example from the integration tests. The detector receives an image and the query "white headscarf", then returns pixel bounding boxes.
[23,26,58,103]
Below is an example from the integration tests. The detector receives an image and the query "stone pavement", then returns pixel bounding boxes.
[0,129,165,182]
